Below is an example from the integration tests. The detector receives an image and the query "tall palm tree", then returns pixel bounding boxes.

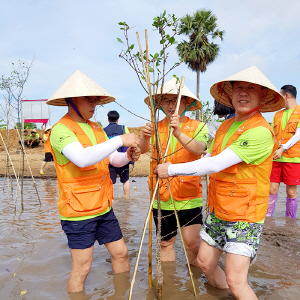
[177,9,224,120]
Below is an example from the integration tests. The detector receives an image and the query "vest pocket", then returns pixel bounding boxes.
[158,178,170,201]
[177,176,201,198]
[215,187,250,217]
[71,184,103,212]
[79,165,97,171]
[286,122,297,133]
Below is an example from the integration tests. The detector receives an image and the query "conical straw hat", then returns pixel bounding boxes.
[210,66,285,113]
[144,77,202,111]
[47,70,115,106]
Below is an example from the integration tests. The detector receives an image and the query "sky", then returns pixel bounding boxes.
[1,0,300,128]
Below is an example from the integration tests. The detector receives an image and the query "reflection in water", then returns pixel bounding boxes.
[0,178,299,299]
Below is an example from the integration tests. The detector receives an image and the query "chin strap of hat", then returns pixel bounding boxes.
[66,97,84,119]
[247,93,281,114]
[180,100,196,116]
[247,105,262,114]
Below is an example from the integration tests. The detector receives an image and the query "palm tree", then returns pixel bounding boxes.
[177,9,224,120]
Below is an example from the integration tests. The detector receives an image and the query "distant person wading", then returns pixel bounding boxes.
[104,110,133,199]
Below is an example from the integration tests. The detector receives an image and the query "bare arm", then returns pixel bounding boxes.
[139,122,152,154]
[171,114,206,156]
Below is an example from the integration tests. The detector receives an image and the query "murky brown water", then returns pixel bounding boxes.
[0,177,299,299]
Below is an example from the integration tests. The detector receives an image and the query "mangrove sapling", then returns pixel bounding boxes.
[118,11,197,299]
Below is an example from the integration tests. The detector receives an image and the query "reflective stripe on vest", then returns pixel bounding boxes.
[50,114,113,218]
[208,113,278,223]
[148,117,203,201]
[273,105,300,158]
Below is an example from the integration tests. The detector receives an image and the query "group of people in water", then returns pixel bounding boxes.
[42,66,298,299]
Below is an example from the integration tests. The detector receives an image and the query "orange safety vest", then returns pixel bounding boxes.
[208,113,278,223]
[50,114,113,218]
[273,105,300,158]
[149,117,203,201]
[43,133,52,153]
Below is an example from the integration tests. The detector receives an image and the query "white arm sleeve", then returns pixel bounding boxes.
[62,136,123,168]
[168,148,243,176]
[282,127,300,151]
[109,151,130,167]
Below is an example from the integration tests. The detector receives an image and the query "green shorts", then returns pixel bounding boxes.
[200,213,263,264]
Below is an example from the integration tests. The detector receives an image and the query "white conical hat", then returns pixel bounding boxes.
[144,77,202,111]
[210,66,285,113]
[47,70,115,106]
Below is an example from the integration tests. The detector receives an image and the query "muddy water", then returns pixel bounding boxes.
[0,177,299,299]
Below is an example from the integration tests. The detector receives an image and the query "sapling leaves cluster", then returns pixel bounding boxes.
[118,11,182,94]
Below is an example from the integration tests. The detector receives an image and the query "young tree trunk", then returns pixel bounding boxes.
[196,69,200,121]
[156,189,163,300]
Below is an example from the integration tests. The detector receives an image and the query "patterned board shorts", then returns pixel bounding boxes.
[200,212,263,264]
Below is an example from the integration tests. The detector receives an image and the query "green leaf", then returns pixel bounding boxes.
[129,44,134,50]
[118,22,125,25]
[148,67,154,72]
[169,37,175,44]
[173,75,180,84]
[117,38,123,43]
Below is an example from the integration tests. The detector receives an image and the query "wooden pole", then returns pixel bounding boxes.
[145,29,154,288]
[198,92,209,200]
[128,73,186,299]
[102,107,109,127]
[5,97,41,206]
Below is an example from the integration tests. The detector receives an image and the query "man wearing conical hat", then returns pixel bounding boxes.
[140,78,208,267]
[155,67,285,299]
[47,70,140,293]
[267,85,299,219]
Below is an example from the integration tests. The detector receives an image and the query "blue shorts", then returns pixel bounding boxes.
[109,163,129,184]
[61,209,123,249]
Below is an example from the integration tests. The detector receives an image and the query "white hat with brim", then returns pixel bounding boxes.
[210,66,285,113]
[46,70,115,106]
[45,126,52,132]
[144,78,202,111]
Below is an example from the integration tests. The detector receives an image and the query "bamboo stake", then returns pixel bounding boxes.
[166,180,197,297]
[128,73,186,299]
[131,32,197,299]
[102,107,109,127]
[198,92,209,199]
[0,132,22,210]
[5,97,41,206]
[145,29,153,288]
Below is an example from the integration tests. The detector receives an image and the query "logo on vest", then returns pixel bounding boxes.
[240,140,249,147]
[184,126,195,130]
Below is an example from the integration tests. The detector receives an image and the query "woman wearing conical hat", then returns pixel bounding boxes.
[140,78,209,267]
[156,66,285,299]
[47,70,140,293]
